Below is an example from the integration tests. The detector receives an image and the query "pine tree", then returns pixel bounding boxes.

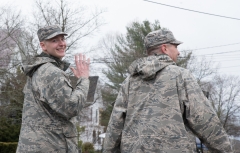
[0,67,25,142]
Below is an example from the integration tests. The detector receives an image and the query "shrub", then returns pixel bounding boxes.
[82,142,95,153]
[0,142,18,153]
[0,117,21,142]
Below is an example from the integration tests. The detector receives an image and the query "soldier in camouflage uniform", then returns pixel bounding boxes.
[17,25,90,153]
[103,29,233,153]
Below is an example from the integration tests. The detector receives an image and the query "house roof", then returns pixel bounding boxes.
[69,76,99,102]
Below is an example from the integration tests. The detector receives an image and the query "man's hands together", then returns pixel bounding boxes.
[70,53,90,79]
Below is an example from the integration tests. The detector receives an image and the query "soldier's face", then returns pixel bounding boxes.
[40,35,67,59]
[164,44,180,62]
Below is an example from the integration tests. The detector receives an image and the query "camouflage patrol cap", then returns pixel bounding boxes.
[37,25,68,42]
[144,29,182,51]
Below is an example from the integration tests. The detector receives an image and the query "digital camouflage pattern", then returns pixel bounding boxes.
[144,29,182,51]
[17,53,89,153]
[37,25,68,42]
[103,54,233,153]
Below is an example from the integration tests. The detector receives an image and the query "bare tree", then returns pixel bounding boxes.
[181,52,219,84]
[204,74,240,136]
[0,6,25,83]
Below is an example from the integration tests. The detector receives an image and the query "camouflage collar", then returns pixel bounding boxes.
[37,52,70,71]
[128,54,176,80]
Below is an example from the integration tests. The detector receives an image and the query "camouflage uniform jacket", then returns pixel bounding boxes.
[103,54,233,153]
[17,53,89,153]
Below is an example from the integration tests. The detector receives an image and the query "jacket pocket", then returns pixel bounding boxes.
[62,122,77,138]
[62,123,79,152]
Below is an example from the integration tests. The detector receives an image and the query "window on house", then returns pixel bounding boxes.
[98,131,101,144]
[96,109,98,123]
[89,107,92,121]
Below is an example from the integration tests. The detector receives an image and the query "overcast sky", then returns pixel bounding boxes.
[2,0,240,77]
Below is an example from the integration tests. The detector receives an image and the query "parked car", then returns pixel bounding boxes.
[196,137,208,153]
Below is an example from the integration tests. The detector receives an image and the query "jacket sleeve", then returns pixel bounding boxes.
[103,77,130,153]
[178,69,233,153]
[38,66,89,120]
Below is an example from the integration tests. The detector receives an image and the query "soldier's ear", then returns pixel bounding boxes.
[160,44,168,54]
[40,41,47,51]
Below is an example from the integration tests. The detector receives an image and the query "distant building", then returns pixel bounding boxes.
[70,76,105,151]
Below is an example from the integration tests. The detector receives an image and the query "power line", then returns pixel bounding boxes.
[143,0,240,21]
[212,59,240,62]
[219,65,240,69]
[197,50,240,56]
[182,42,240,52]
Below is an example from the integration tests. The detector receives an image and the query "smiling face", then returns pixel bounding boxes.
[40,34,67,59]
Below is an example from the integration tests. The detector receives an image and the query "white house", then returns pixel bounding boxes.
[70,76,105,151]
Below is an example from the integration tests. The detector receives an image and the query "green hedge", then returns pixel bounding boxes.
[82,142,95,153]
[0,142,18,153]
[0,117,21,142]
